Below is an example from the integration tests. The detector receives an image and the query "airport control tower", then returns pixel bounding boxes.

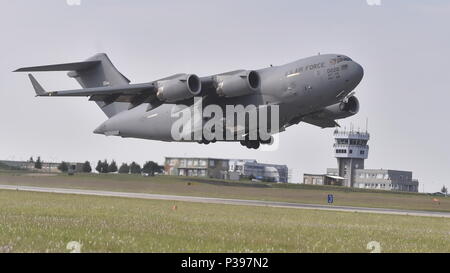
[333,129,370,187]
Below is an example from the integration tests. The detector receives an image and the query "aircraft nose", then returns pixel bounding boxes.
[353,62,364,83]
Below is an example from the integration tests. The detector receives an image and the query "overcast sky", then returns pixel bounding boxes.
[1,0,449,192]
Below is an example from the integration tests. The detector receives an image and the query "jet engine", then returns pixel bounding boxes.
[320,96,360,120]
[214,70,260,98]
[156,74,202,102]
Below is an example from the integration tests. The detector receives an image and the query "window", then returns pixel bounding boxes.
[180,160,186,167]
[336,139,349,144]
[209,160,215,167]
[360,150,365,155]
[336,56,352,63]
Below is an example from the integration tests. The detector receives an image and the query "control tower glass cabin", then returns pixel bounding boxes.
[333,129,370,187]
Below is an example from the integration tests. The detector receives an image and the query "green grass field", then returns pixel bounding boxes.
[0,190,449,253]
[0,172,449,213]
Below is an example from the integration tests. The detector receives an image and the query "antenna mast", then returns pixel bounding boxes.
[365,118,369,133]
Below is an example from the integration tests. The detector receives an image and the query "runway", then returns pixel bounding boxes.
[1,184,449,218]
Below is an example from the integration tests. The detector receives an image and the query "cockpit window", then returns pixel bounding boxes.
[330,56,352,65]
[337,56,352,63]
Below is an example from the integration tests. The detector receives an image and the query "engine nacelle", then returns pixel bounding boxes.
[156,74,201,102]
[321,96,360,120]
[214,70,260,98]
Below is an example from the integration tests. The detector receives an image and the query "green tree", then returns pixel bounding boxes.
[95,160,103,173]
[108,160,118,173]
[34,156,42,169]
[95,160,109,173]
[142,161,162,176]
[101,160,109,173]
[118,163,130,174]
[82,161,92,173]
[58,161,68,173]
[441,185,448,194]
[29,157,34,163]
[129,162,142,174]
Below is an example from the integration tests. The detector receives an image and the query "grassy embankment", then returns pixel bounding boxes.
[0,190,449,253]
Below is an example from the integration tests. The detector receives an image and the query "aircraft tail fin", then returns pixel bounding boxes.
[68,54,132,118]
[67,53,130,89]
[16,53,132,118]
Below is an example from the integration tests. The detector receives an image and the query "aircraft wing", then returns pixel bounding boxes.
[20,62,255,113]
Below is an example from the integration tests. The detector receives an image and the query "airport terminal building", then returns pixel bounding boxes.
[228,159,288,183]
[326,168,419,192]
[164,157,229,179]
[303,129,419,192]
[0,160,84,173]
[164,157,288,183]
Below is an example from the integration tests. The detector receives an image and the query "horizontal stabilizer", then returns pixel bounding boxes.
[14,61,100,72]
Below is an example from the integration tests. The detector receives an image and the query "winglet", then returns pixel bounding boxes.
[28,74,48,96]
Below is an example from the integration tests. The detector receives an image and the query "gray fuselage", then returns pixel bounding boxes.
[94,54,364,142]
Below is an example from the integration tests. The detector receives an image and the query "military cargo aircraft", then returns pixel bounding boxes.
[15,53,363,149]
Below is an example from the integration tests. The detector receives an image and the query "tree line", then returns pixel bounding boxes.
[28,156,163,176]
[58,160,163,176]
